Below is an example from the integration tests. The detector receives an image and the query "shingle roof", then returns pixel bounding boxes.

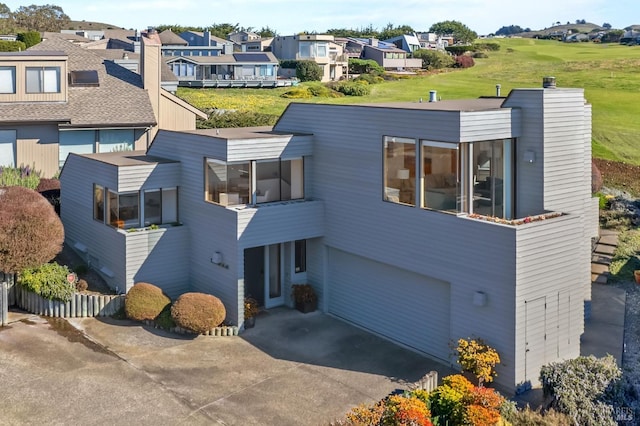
[0,38,157,127]
[159,29,188,46]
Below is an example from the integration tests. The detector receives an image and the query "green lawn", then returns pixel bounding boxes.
[177,38,640,164]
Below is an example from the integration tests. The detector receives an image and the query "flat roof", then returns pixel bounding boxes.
[359,98,506,112]
[175,126,312,140]
[79,151,178,167]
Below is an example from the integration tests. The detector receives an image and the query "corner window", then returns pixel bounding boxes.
[0,66,16,94]
[205,159,251,206]
[107,190,139,229]
[94,184,104,222]
[383,136,416,206]
[26,67,60,93]
[256,158,304,203]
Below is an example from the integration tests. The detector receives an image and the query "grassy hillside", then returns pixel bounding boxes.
[177,38,640,164]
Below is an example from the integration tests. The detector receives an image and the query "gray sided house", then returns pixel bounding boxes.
[60,85,598,392]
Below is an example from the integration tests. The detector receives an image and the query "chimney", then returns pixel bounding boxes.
[140,32,162,140]
[495,84,501,96]
[369,38,378,47]
[542,76,556,88]
[203,29,211,46]
[429,90,437,102]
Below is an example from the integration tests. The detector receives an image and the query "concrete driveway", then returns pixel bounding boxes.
[0,308,455,425]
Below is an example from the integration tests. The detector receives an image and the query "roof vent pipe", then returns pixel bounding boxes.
[429,90,437,102]
[496,84,501,97]
[543,76,556,88]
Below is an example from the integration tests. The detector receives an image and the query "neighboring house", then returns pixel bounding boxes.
[227,31,274,53]
[165,52,280,88]
[177,30,234,56]
[60,82,598,392]
[227,30,260,47]
[0,34,204,177]
[416,32,448,50]
[384,33,421,54]
[347,38,422,70]
[271,34,348,82]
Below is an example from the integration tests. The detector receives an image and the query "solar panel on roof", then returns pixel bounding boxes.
[233,53,270,62]
[69,70,99,87]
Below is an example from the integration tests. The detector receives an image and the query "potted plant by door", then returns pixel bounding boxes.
[291,284,317,313]
[244,297,259,328]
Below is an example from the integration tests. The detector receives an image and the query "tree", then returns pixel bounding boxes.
[257,26,276,38]
[295,60,322,82]
[16,31,41,48]
[495,25,524,36]
[429,20,477,44]
[207,23,240,39]
[413,49,455,70]
[453,337,500,387]
[12,4,70,32]
[378,23,414,41]
[0,186,64,274]
[602,23,612,29]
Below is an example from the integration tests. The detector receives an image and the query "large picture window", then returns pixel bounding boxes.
[143,188,178,226]
[98,129,134,153]
[384,136,416,206]
[26,66,60,93]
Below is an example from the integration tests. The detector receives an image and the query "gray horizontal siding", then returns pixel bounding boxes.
[514,215,585,386]
[459,110,515,141]
[60,155,126,292]
[125,226,190,299]
[227,135,313,162]
[118,162,181,192]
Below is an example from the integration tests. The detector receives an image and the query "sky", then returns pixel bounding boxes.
[3,0,636,35]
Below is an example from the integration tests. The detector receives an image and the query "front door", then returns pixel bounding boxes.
[244,244,285,309]
[264,243,284,308]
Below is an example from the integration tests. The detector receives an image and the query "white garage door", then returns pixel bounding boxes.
[0,130,16,167]
[328,248,451,361]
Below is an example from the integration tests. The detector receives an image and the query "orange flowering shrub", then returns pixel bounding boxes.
[345,402,384,425]
[464,386,505,425]
[382,395,432,426]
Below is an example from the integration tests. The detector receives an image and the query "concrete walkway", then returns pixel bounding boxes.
[0,308,456,425]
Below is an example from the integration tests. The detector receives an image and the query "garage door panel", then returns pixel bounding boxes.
[328,248,451,360]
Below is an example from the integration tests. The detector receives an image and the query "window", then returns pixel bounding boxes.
[294,240,306,273]
[422,141,459,212]
[205,159,250,206]
[26,67,60,93]
[107,190,139,229]
[98,129,134,153]
[0,66,15,94]
[384,136,416,206]
[143,188,178,226]
[205,157,304,206]
[94,184,104,222]
[59,130,95,168]
[299,42,312,58]
[0,130,16,167]
[256,158,304,203]
[472,140,511,218]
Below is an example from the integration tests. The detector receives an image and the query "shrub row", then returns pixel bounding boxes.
[124,282,227,334]
[19,262,76,302]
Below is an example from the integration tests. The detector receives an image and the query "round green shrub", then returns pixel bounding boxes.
[336,82,371,96]
[171,292,226,333]
[124,282,171,321]
[19,261,75,301]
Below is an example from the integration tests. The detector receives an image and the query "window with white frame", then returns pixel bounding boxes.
[0,66,16,94]
[26,66,60,93]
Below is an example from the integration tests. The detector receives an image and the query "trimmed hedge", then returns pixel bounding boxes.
[19,262,75,302]
[0,40,27,52]
[171,292,226,334]
[124,282,171,321]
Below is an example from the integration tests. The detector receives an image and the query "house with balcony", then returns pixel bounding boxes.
[59,82,598,392]
[346,38,422,70]
[271,34,347,82]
